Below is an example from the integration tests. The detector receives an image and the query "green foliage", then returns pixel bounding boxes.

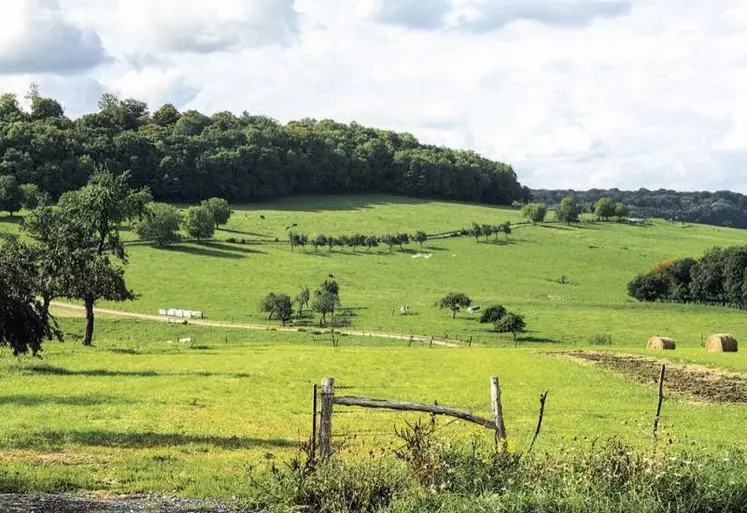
[479,304,506,324]
[182,206,215,242]
[201,197,232,228]
[296,286,311,316]
[437,293,471,318]
[0,175,23,215]
[259,293,293,324]
[136,203,182,247]
[0,95,524,206]
[615,202,631,220]
[24,169,142,346]
[414,231,427,247]
[594,197,617,221]
[556,196,580,225]
[288,232,309,251]
[521,203,547,224]
[589,333,613,346]
[312,290,337,326]
[364,235,379,251]
[20,183,41,210]
[0,238,62,355]
[494,312,526,339]
[469,222,482,241]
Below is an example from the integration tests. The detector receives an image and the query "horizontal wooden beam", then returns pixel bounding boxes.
[334,396,496,430]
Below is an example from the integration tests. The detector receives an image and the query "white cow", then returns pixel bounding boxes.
[400,305,410,315]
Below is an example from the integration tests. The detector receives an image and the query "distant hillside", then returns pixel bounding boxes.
[0,92,525,206]
[532,188,747,228]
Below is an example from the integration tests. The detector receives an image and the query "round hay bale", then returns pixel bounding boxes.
[647,336,676,350]
[706,334,739,353]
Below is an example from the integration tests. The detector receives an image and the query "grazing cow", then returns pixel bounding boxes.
[260,215,266,220]
[467,306,481,314]
[400,305,410,315]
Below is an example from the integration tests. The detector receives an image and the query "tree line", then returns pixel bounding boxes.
[627,247,747,308]
[521,196,631,224]
[0,90,525,206]
[531,188,747,228]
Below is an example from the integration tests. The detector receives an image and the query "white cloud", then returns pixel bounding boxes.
[1,0,747,192]
[0,0,108,74]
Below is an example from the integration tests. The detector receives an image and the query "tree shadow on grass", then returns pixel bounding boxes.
[11,430,297,450]
[516,335,566,344]
[15,364,255,379]
[248,195,428,213]
[0,395,135,406]
[204,242,266,255]
[159,244,262,259]
[219,227,271,238]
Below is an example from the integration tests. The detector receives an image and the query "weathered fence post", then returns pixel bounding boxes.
[310,384,318,461]
[653,364,665,444]
[319,377,335,460]
[490,377,507,442]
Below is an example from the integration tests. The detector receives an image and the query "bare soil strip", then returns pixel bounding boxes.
[553,351,747,404]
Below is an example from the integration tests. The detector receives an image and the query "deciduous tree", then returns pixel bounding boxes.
[438,292,472,318]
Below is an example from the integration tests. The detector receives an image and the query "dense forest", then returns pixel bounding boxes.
[0,91,525,205]
[531,188,747,229]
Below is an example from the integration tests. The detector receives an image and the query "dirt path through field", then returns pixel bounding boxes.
[50,302,462,348]
[554,351,747,403]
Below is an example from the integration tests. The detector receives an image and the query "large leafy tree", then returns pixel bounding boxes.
[25,169,145,346]
[594,198,617,221]
[438,292,471,318]
[556,196,580,225]
[0,237,62,355]
[201,197,232,228]
[136,202,182,246]
[521,203,547,224]
[183,206,215,242]
[259,293,293,324]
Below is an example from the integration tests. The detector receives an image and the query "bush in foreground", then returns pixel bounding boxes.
[247,426,747,513]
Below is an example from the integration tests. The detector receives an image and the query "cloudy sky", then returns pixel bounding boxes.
[1,0,746,192]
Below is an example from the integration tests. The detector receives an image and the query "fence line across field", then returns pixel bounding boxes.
[309,365,669,460]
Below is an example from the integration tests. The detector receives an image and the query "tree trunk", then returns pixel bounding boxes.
[452,310,457,319]
[83,296,95,346]
[41,295,51,324]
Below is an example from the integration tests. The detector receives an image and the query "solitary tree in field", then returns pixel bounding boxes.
[296,286,311,316]
[594,197,617,221]
[556,197,580,225]
[136,202,182,247]
[183,205,215,242]
[521,203,547,224]
[414,231,428,248]
[201,197,232,229]
[25,170,144,346]
[0,175,23,216]
[0,237,63,355]
[494,312,526,340]
[438,292,472,318]
[259,293,293,324]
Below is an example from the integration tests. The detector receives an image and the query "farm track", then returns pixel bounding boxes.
[0,494,247,513]
[554,351,747,404]
[50,302,462,348]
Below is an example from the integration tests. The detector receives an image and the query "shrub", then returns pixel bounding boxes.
[588,333,613,346]
[479,305,506,324]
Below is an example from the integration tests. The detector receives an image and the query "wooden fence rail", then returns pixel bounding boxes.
[316,376,510,460]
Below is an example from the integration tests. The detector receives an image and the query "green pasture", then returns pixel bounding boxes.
[0,317,744,497]
[38,194,745,348]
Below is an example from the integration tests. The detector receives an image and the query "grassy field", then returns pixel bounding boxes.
[1,195,746,499]
[26,194,743,348]
[0,316,745,497]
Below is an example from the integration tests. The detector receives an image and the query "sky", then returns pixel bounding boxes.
[0,0,746,192]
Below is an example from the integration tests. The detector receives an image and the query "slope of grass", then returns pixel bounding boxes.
[0,317,744,497]
[60,195,746,348]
